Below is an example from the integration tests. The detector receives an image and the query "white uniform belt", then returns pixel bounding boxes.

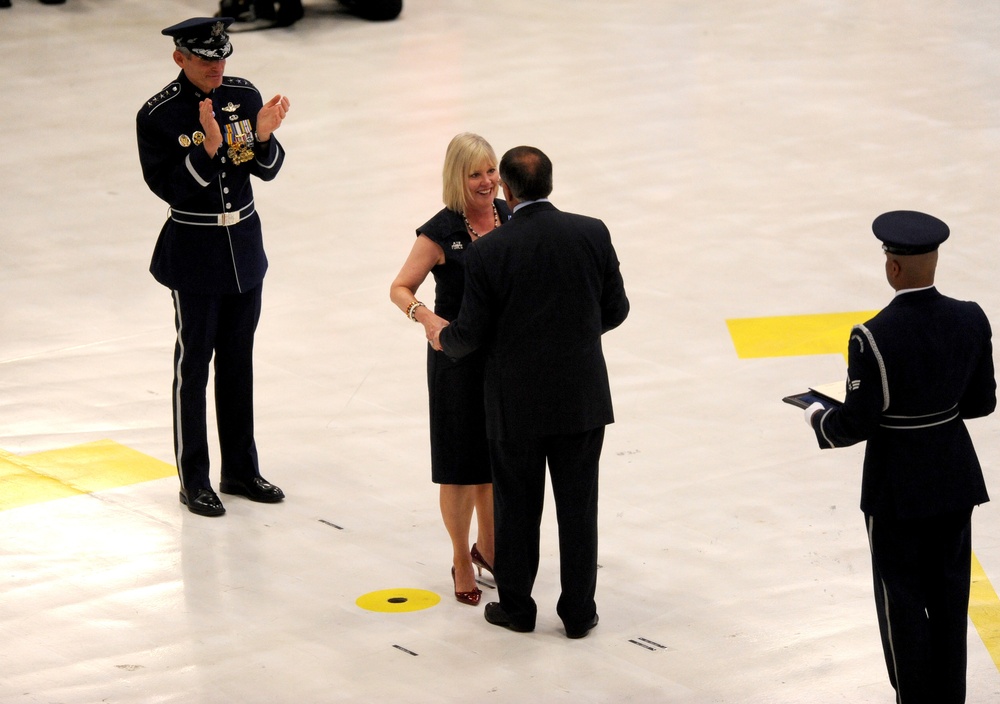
[880,404,959,430]
[170,201,255,227]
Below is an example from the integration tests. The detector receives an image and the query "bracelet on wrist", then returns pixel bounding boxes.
[406,300,426,322]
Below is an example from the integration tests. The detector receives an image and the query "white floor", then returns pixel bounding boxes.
[2,1,1000,702]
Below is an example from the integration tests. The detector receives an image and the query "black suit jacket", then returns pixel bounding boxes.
[439,202,629,440]
[810,287,995,519]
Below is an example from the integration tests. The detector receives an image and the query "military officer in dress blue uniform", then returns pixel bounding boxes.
[804,211,996,703]
[137,17,290,517]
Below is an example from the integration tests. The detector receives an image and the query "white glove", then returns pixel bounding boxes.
[804,401,825,426]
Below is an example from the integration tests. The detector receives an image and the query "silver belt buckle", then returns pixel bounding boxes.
[218,211,240,226]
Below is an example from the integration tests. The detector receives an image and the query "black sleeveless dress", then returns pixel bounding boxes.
[416,200,511,484]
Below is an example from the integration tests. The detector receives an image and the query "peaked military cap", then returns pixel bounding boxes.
[872,210,949,255]
[161,17,235,60]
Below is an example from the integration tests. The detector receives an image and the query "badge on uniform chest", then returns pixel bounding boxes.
[224,118,255,164]
[177,131,207,147]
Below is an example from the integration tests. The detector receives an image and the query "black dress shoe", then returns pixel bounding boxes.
[484,602,534,633]
[564,613,599,639]
[179,488,225,517]
[219,476,285,503]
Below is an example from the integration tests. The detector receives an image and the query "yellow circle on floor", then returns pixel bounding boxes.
[356,588,441,613]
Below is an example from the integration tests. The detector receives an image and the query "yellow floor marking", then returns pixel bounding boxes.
[356,588,441,613]
[0,440,175,511]
[728,311,1000,673]
[727,311,878,360]
[972,553,1000,672]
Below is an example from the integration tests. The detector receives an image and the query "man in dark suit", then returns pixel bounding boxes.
[431,146,629,638]
[804,210,995,703]
[137,18,290,516]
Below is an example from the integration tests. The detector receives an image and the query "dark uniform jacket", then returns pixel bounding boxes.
[810,287,996,519]
[137,71,285,294]
[439,201,630,440]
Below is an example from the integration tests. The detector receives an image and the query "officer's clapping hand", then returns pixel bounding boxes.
[198,98,223,157]
[256,94,291,143]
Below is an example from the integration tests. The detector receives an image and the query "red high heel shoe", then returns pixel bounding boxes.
[451,567,482,606]
[470,543,494,577]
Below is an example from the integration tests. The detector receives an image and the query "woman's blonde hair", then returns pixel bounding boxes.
[442,133,498,213]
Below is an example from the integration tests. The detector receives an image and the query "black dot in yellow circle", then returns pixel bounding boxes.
[356,588,441,613]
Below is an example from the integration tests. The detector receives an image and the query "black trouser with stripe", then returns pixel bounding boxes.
[171,285,262,492]
[866,509,973,704]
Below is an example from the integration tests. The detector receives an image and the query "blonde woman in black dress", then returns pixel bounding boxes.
[390,133,510,605]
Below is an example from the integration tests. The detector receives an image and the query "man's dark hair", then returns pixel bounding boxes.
[500,146,553,201]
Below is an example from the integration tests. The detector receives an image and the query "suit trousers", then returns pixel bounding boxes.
[866,509,973,704]
[171,284,263,492]
[488,426,605,631]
